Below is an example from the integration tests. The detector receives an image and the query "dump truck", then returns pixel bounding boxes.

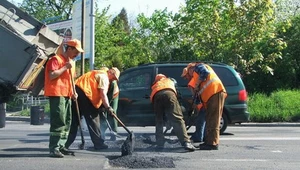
[0,0,63,128]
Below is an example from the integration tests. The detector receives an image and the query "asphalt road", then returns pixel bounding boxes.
[1,118,300,170]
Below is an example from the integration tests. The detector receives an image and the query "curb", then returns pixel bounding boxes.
[5,114,300,127]
[237,122,300,127]
[6,114,50,124]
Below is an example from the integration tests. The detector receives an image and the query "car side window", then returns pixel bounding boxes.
[158,66,189,87]
[119,69,152,90]
[212,66,238,86]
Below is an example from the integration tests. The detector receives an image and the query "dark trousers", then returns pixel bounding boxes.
[204,91,226,146]
[153,90,190,145]
[65,86,105,148]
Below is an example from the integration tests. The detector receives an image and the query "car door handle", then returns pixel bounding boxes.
[144,95,150,99]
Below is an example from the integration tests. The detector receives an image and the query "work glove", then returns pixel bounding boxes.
[106,106,115,115]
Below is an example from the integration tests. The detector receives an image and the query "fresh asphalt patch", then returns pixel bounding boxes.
[69,133,185,169]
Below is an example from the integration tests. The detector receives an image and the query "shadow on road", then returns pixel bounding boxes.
[0,147,49,158]
[221,132,234,136]
[0,153,49,158]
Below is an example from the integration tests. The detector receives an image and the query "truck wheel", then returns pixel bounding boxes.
[220,114,228,134]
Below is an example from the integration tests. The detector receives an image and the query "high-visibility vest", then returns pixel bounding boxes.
[150,78,177,102]
[75,70,108,108]
[44,54,75,97]
[190,64,226,103]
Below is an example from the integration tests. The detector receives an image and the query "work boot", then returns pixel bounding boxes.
[199,143,218,150]
[94,143,108,150]
[183,142,196,152]
[49,150,64,158]
[59,148,75,156]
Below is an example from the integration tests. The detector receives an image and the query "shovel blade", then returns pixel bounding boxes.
[121,132,135,156]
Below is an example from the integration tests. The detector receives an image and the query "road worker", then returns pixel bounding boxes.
[44,39,83,158]
[187,63,227,150]
[150,74,195,151]
[65,67,120,150]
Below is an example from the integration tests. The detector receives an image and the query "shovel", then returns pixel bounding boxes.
[110,111,135,156]
[70,71,85,150]
[100,111,122,138]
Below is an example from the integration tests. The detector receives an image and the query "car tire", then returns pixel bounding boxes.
[220,113,228,134]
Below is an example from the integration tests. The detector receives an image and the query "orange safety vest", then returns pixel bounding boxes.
[190,64,226,103]
[150,78,177,102]
[75,70,108,108]
[187,77,203,111]
[44,54,75,97]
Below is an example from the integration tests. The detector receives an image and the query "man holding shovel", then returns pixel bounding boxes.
[44,39,84,158]
[150,74,196,151]
[65,67,120,150]
[187,63,227,150]
[181,63,207,143]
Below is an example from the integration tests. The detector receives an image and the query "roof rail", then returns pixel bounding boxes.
[139,61,227,66]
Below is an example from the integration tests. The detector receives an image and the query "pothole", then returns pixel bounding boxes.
[108,155,176,169]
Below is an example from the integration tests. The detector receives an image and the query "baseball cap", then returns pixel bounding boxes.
[67,39,84,53]
[111,67,120,81]
[181,63,196,77]
[181,67,188,77]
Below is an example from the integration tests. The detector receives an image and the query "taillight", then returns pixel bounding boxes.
[239,89,247,101]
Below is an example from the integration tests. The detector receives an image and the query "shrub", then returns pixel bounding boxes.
[248,90,300,122]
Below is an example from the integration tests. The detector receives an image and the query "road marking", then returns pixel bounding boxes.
[271,150,282,153]
[202,159,267,162]
[221,137,300,140]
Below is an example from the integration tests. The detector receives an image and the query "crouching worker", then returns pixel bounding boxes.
[65,67,120,150]
[150,74,196,151]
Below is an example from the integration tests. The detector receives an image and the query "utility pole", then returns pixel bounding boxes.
[89,0,95,70]
[80,0,85,75]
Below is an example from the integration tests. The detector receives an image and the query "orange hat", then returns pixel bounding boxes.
[181,63,196,77]
[155,74,166,82]
[110,67,120,81]
[67,39,84,52]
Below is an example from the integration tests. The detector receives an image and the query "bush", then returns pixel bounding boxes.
[19,108,30,116]
[248,90,300,122]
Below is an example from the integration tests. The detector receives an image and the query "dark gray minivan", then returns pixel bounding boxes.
[117,62,250,133]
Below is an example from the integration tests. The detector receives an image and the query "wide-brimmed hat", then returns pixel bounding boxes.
[67,39,84,52]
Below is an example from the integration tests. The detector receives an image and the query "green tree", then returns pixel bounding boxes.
[20,0,76,23]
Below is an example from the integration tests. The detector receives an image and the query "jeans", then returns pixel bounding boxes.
[191,108,206,141]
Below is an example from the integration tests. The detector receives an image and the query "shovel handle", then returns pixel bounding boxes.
[110,111,132,135]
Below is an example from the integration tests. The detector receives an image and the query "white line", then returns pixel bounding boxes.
[202,159,267,162]
[221,137,300,140]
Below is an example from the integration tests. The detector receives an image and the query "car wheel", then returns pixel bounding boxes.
[220,114,228,134]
